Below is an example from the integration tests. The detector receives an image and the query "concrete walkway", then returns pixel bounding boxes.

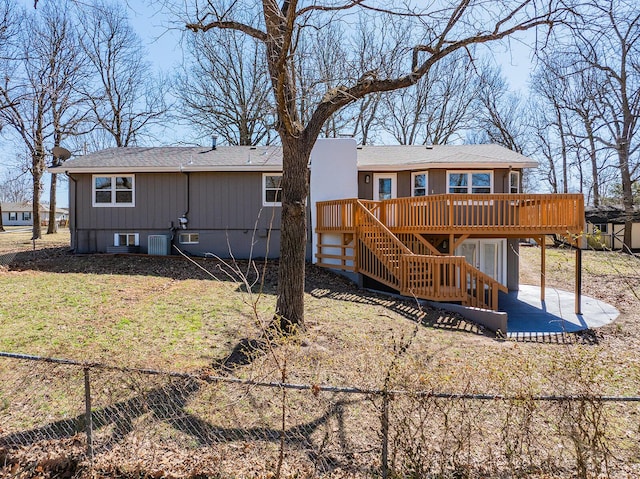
[500,285,619,337]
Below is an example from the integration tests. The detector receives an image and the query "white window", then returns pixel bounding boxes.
[263,173,283,206]
[179,232,199,244]
[8,212,17,221]
[93,175,135,207]
[22,212,31,221]
[411,171,428,197]
[447,171,492,194]
[509,171,520,194]
[114,233,139,246]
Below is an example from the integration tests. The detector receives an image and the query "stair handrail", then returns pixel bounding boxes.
[356,200,413,256]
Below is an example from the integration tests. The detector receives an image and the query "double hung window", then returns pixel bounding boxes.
[263,174,283,206]
[93,175,135,207]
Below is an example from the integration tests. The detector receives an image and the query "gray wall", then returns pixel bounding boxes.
[358,168,519,198]
[69,171,306,259]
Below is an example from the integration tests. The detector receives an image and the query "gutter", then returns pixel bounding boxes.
[65,172,78,253]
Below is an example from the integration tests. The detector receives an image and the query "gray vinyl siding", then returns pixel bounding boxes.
[357,168,521,198]
[69,171,294,259]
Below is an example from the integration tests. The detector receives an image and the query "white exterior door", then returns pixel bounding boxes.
[456,239,506,286]
[373,173,397,201]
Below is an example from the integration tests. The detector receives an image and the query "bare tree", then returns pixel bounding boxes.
[79,0,169,147]
[382,50,478,145]
[572,0,640,250]
[177,27,275,145]
[470,65,529,154]
[0,170,31,204]
[182,0,567,333]
[0,2,85,239]
[530,51,613,203]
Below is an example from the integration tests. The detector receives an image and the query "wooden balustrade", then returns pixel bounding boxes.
[315,194,581,310]
[317,194,584,235]
[399,255,508,310]
[355,201,411,290]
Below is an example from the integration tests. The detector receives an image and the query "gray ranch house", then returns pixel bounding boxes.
[51,139,584,313]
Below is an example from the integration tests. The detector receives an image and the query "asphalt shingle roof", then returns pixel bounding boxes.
[50,143,537,173]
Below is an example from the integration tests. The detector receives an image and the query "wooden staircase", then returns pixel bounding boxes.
[353,201,507,310]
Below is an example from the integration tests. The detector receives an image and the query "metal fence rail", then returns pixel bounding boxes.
[2,351,640,478]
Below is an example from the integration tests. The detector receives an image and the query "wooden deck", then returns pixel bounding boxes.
[317,194,585,237]
[315,194,584,311]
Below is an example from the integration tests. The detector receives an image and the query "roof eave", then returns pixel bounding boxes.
[358,161,538,171]
[50,165,284,174]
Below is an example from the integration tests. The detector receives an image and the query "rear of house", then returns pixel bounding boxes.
[56,146,293,259]
[51,140,584,315]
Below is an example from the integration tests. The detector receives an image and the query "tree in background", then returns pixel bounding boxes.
[177,28,275,145]
[0,2,85,239]
[572,0,640,251]
[78,0,169,148]
[381,50,479,145]
[183,0,569,334]
[470,65,529,154]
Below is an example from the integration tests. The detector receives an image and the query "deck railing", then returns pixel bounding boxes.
[317,194,585,235]
[400,255,508,310]
[355,201,412,290]
[317,200,509,310]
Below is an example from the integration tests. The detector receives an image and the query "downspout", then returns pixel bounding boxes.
[182,170,190,221]
[171,169,190,253]
[66,172,78,253]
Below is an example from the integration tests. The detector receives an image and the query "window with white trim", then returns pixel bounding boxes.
[22,212,31,221]
[509,171,520,193]
[263,173,283,206]
[93,175,135,207]
[114,233,139,246]
[411,171,428,196]
[8,212,17,221]
[447,171,492,194]
[179,232,199,244]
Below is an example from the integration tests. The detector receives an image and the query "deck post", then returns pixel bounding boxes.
[540,236,545,302]
[575,245,582,315]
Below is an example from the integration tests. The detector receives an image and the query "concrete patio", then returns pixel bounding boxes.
[500,285,620,338]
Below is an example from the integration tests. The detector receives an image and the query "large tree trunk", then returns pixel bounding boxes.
[275,136,313,334]
[46,173,58,234]
[0,205,4,232]
[31,150,44,240]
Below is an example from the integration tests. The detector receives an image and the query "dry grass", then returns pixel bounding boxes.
[2,234,640,477]
[0,227,71,255]
[0,234,638,394]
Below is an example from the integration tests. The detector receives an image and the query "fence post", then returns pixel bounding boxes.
[84,367,93,459]
[381,392,390,479]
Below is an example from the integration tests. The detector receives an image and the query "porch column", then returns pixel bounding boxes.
[575,246,582,315]
[540,236,545,302]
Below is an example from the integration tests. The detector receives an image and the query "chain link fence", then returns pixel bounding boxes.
[2,352,640,478]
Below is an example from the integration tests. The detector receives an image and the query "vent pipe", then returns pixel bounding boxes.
[212,135,218,150]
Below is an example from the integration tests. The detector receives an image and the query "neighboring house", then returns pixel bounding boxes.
[1,202,36,226]
[1,202,69,227]
[585,205,640,251]
[50,139,584,312]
